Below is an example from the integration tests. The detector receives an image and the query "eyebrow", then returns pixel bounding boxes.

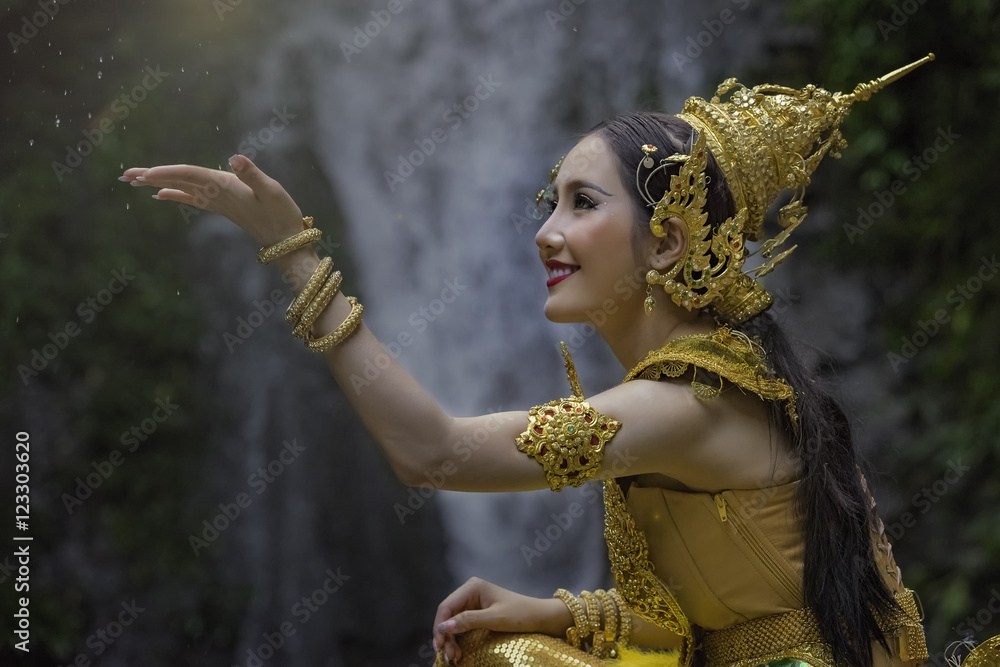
[555,178,614,197]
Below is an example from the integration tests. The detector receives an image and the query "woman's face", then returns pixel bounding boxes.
[535,134,644,324]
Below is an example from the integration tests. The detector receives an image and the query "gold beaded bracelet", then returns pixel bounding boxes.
[580,591,602,648]
[553,588,588,649]
[257,216,322,264]
[286,256,334,325]
[593,589,618,658]
[292,270,344,340]
[305,296,363,352]
[609,588,631,648]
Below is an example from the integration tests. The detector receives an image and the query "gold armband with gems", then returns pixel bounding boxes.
[515,343,622,492]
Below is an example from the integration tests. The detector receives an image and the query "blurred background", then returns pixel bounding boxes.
[1,0,998,664]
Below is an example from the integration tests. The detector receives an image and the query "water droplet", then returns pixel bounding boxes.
[63,89,67,95]
[176,290,180,296]
[28,139,34,146]
[180,67,185,73]
[55,118,60,127]
[215,125,219,131]
[97,71,102,79]
[87,112,92,119]
[99,56,103,63]
[126,203,130,210]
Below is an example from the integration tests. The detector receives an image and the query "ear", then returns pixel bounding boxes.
[646,216,688,272]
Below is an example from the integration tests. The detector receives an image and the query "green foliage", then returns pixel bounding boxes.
[784,0,1000,648]
[0,1,277,662]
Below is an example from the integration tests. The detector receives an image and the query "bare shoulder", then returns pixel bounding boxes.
[587,377,798,492]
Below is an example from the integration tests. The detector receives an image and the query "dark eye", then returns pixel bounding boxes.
[574,193,596,210]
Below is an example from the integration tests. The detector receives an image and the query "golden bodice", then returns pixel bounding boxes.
[625,479,806,631]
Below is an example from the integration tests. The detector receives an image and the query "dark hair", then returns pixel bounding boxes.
[588,112,899,667]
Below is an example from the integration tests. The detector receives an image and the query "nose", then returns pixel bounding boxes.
[534,208,563,258]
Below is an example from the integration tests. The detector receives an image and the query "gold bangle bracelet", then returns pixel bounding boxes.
[609,588,631,647]
[257,216,322,264]
[580,591,601,648]
[292,270,343,340]
[553,588,587,650]
[286,256,334,325]
[306,295,363,352]
[593,589,618,658]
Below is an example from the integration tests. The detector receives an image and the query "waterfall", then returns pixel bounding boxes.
[218,0,791,662]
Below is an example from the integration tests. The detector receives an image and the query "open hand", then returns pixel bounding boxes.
[120,154,305,246]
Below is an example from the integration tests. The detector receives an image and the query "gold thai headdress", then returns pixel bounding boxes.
[639,53,935,324]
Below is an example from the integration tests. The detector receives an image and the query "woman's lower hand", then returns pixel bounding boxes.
[433,577,572,664]
[119,155,305,247]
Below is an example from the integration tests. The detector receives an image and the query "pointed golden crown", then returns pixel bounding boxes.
[644,54,935,324]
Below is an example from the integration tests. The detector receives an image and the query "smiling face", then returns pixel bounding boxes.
[534,135,647,324]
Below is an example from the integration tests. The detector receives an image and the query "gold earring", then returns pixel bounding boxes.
[644,285,656,316]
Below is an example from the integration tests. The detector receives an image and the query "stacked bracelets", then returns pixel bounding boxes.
[257,217,363,352]
[553,588,631,659]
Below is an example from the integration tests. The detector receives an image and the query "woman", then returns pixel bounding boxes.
[121,55,997,667]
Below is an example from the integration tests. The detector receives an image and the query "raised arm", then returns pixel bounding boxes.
[121,156,775,494]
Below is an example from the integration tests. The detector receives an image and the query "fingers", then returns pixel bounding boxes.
[148,189,197,206]
[433,577,494,664]
[228,154,282,198]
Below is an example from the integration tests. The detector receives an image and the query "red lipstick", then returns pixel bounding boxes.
[545,260,579,287]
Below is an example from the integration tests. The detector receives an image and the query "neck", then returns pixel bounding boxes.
[596,299,718,372]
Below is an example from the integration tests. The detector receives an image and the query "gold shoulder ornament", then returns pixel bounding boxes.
[516,343,622,492]
[623,326,797,426]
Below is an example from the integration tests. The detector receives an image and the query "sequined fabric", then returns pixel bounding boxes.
[442,630,607,666]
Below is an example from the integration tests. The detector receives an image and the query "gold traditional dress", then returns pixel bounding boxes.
[445,329,1000,667]
[441,55,1000,667]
